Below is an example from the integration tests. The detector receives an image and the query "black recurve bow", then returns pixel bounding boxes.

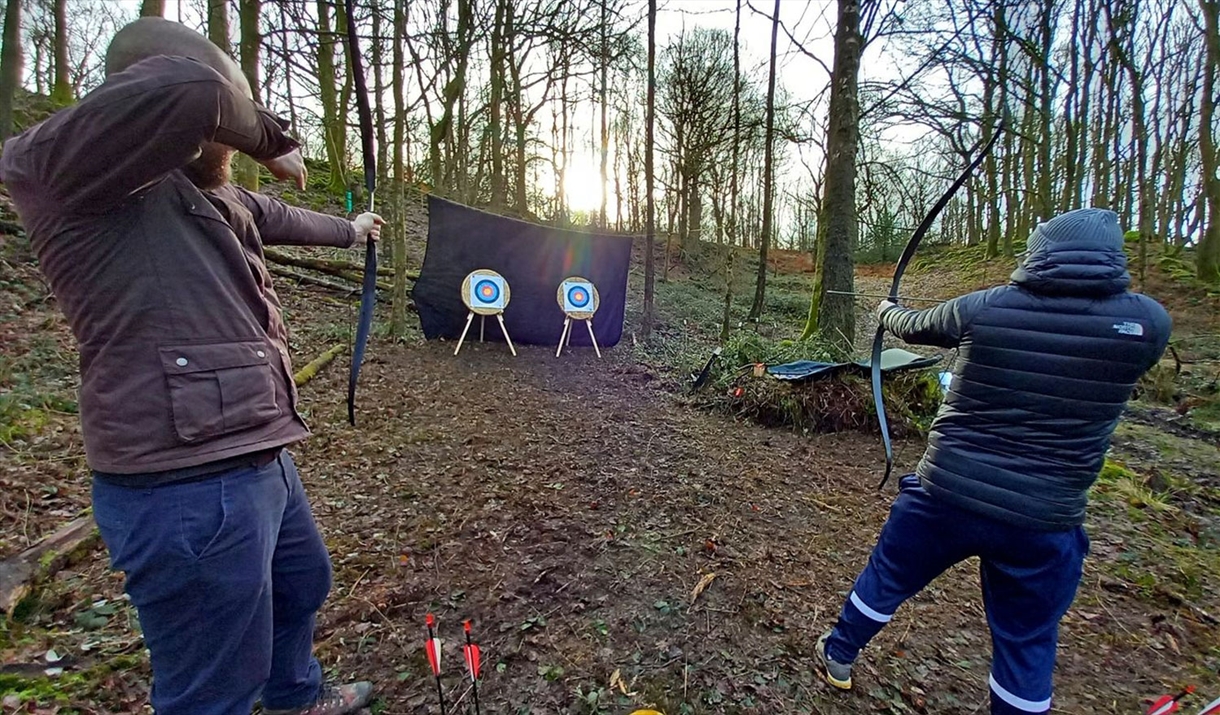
[870,121,1004,489]
[345,0,378,427]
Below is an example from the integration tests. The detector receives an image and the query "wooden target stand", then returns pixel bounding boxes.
[555,277,602,358]
[455,269,517,356]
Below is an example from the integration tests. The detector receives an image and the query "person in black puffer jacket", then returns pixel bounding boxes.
[814,208,1171,713]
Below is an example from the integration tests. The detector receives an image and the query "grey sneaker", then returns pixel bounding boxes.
[263,682,374,715]
[816,630,852,690]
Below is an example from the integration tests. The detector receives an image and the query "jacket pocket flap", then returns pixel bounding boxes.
[160,341,272,375]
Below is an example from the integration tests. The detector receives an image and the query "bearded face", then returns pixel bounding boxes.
[183,142,235,190]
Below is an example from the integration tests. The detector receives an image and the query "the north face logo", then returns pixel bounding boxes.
[1113,321,1144,336]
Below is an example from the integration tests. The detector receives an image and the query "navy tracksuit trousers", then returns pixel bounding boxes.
[92,451,333,715]
[826,475,1089,714]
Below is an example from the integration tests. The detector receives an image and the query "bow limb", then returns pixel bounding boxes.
[345,0,378,426]
[871,121,1005,489]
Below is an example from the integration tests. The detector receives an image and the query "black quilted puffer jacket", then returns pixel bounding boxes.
[882,238,1171,530]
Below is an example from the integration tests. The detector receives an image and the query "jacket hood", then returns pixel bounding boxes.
[1010,240,1131,297]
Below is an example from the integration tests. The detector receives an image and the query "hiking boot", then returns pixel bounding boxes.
[263,682,374,715]
[816,630,852,690]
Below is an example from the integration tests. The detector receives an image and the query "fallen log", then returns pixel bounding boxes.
[267,265,391,303]
[294,344,346,386]
[264,248,415,282]
[0,515,98,615]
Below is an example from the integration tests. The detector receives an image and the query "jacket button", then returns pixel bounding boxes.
[176,357,188,367]
[257,350,266,358]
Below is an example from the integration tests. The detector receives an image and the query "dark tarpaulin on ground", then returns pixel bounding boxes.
[766,348,942,382]
[414,196,635,347]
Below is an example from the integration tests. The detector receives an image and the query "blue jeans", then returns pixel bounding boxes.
[92,451,332,715]
[826,476,1089,714]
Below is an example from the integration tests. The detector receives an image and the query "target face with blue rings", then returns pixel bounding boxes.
[466,273,507,310]
[566,284,591,309]
[559,278,598,316]
[475,279,501,304]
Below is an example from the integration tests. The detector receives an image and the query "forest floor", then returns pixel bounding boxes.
[1,189,1219,715]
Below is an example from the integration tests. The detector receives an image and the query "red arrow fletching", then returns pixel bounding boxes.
[1148,695,1180,715]
[425,637,442,676]
[463,643,481,681]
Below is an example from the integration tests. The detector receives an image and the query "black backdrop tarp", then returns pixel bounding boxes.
[415,196,634,347]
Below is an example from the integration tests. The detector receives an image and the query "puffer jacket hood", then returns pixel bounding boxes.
[1011,240,1132,298]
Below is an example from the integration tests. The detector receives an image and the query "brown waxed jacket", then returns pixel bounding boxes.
[0,55,355,476]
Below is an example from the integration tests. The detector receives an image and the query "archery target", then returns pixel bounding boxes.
[475,278,503,306]
[462,270,509,314]
[563,280,594,312]
[556,276,599,319]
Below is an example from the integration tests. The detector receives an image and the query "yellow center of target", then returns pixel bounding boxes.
[573,290,586,302]
[480,285,495,298]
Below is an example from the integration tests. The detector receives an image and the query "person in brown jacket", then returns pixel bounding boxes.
[0,18,379,715]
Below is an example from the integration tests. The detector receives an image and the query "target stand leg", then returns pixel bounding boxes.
[584,319,603,358]
[454,312,475,355]
[496,313,518,356]
[480,315,485,342]
[557,317,572,357]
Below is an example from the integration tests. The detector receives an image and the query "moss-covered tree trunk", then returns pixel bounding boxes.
[49,0,72,106]
[1198,0,1220,283]
[317,0,348,195]
[234,0,262,190]
[390,0,411,336]
[0,0,22,141]
[800,0,860,350]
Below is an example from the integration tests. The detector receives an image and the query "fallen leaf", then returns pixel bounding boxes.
[610,668,635,696]
[690,572,717,604]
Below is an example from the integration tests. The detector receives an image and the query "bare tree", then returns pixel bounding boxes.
[642,0,656,339]
[801,0,863,348]
[747,0,780,321]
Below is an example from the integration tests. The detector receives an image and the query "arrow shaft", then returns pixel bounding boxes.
[825,290,944,304]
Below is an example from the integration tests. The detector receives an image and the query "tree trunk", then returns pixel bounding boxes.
[429,0,474,194]
[233,0,262,190]
[278,0,299,134]
[208,0,230,53]
[372,2,388,187]
[729,0,742,250]
[316,0,348,194]
[748,0,782,321]
[488,0,506,208]
[140,0,166,16]
[49,0,72,106]
[391,0,411,335]
[1198,0,1220,282]
[801,0,859,347]
[598,0,610,228]
[983,3,1002,258]
[642,0,657,338]
[1035,0,1055,222]
[1105,0,1151,287]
